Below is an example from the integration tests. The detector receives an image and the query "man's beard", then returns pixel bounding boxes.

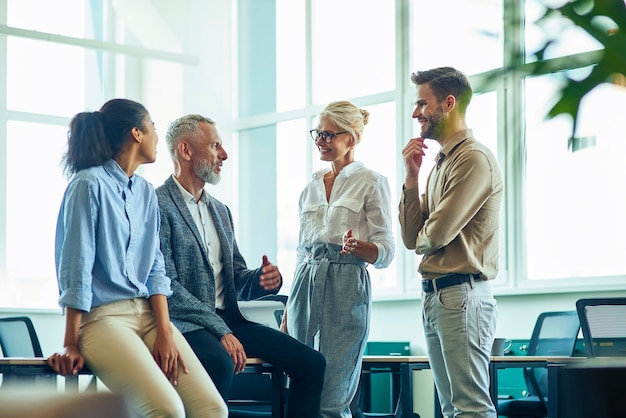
[195,162,221,185]
[421,112,443,140]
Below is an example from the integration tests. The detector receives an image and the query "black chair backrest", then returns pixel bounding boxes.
[524,311,580,398]
[576,297,626,358]
[0,316,44,357]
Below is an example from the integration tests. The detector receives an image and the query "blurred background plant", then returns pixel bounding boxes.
[525,0,625,137]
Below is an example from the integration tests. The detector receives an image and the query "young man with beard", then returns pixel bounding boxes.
[155,114,325,418]
[399,68,503,418]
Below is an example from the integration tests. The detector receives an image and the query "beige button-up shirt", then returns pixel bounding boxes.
[399,129,503,281]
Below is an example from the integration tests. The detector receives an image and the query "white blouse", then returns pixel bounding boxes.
[296,161,395,269]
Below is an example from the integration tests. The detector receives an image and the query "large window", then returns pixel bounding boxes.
[525,75,626,282]
[0,0,192,309]
[2,0,624,310]
[235,0,626,299]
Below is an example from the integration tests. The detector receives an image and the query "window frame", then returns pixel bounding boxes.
[232,0,626,300]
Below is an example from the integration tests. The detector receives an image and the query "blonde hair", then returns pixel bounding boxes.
[319,100,369,144]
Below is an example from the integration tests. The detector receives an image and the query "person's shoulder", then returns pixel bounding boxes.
[458,139,502,180]
[68,166,106,190]
[154,182,168,197]
[155,176,177,198]
[352,162,388,183]
[73,165,104,180]
[458,137,497,162]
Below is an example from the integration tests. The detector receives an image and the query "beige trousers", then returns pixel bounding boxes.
[79,298,227,418]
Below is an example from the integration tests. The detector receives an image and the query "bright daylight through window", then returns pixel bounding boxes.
[1,0,625,310]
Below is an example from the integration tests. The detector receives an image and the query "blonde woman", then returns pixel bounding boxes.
[283,101,395,418]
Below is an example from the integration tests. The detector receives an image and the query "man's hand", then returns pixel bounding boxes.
[258,255,282,291]
[402,137,428,189]
[221,333,247,373]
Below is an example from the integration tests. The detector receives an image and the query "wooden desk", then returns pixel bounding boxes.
[361,355,434,418]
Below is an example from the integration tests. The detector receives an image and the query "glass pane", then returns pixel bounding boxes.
[8,0,89,38]
[354,102,398,292]
[276,0,306,111]
[525,75,626,280]
[276,119,310,294]
[311,0,395,104]
[7,37,89,116]
[525,0,604,62]
[412,0,502,75]
[3,122,68,309]
[137,59,185,186]
[466,91,498,156]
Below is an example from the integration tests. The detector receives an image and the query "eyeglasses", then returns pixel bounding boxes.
[309,129,349,143]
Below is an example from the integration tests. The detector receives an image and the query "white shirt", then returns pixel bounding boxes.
[173,177,226,309]
[296,161,395,269]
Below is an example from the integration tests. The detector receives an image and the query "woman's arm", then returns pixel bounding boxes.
[47,307,84,375]
[149,294,188,385]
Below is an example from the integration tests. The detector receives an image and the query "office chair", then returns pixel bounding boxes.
[229,295,288,418]
[576,297,626,358]
[0,316,45,357]
[0,316,56,386]
[497,311,580,418]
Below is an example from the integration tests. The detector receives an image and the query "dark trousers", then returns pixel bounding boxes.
[184,310,326,418]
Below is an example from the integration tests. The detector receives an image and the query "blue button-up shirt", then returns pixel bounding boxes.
[55,159,172,312]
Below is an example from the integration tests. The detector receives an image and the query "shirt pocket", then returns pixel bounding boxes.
[300,203,327,242]
[328,197,364,231]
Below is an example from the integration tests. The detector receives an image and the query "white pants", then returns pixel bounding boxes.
[79,298,227,418]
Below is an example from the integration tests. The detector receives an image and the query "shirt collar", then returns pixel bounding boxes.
[313,161,363,180]
[172,175,208,204]
[439,129,473,161]
[103,159,134,192]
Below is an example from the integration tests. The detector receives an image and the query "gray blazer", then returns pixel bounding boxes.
[156,176,275,337]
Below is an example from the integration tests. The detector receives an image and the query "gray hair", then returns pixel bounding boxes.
[165,114,215,157]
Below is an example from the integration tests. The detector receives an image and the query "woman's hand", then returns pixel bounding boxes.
[149,294,188,386]
[47,345,84,375]
[340,229,379,264]
[49,307,84,375]
[341,229,358,255]
[153,327,188,386]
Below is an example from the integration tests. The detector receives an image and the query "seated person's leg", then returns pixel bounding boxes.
[80,309,186,418]
[183,328,235,401]
[227,318,326,418]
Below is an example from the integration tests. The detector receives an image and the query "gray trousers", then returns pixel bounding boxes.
[288,244,370,418]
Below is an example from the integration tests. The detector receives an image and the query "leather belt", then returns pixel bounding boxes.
[422,273,479,293]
